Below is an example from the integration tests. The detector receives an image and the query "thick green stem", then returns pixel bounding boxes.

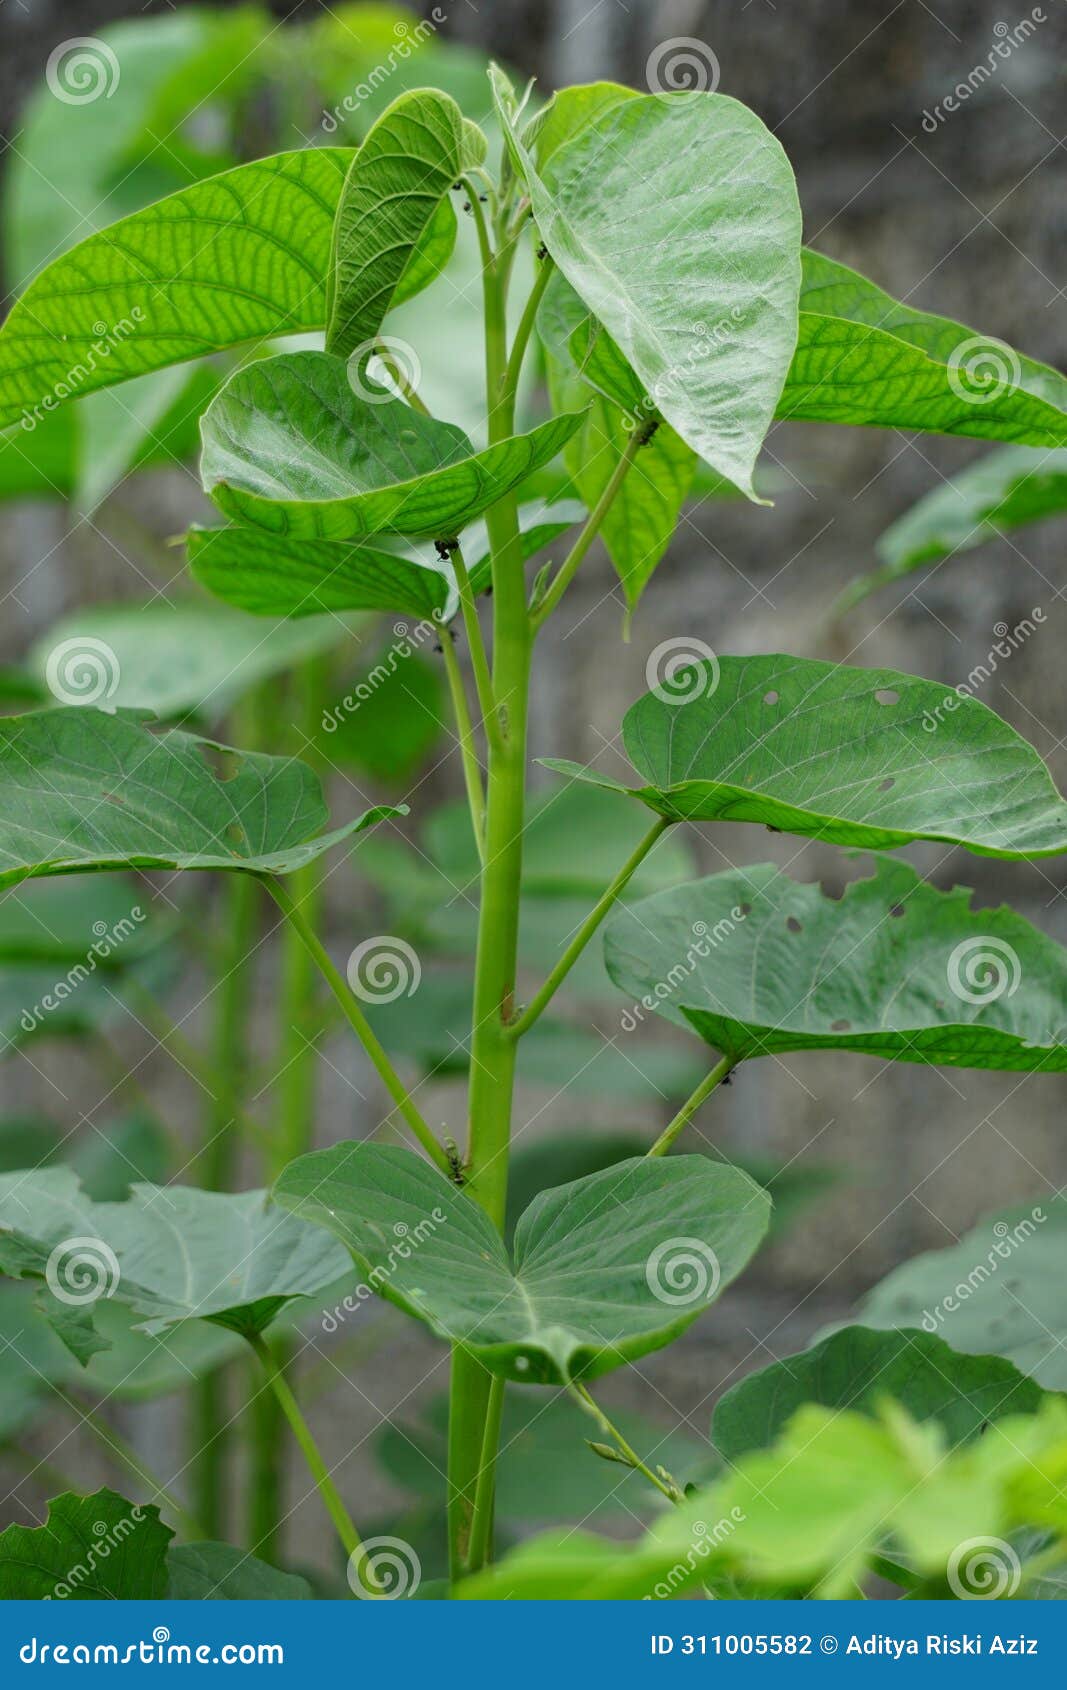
[465,1373,505,1574]
[54,1389,205,1539]
[260,876,452,1179]
[532,431,646,629]
[441,625,487,859]
[647,1057,736,1158]
[246,1333,375,1583]
[507,818,671,1038]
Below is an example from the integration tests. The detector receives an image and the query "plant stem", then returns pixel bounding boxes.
[441,625,486,860]
[448,542,498,751]
[647,1057,736,1158]
[503,252,554,406]
[259,876,452,1179]
[246,1333,375,1582]
[464,1373,505,1574]
[531,431,646,629]
[570,1382,681,1504]
[507,818,671,1038]
[54,1389,205,1539]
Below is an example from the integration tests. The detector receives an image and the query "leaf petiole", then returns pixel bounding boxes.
[647,1057,736,1158]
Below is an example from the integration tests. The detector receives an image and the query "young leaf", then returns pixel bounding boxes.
[0,1490,172,1599]
[545,652,1067,857]
[273,1144,770,1384]
[200,351,584,540]
[496,78,802,498]
[30,601,349,720]
[167,1543,312,1600]
[0,150,350,432]
[0,708,399,887]
[604,856,1067,1071]
[326,89,465,359]
[858,1195,1067,1391]
[714,1325,1047,1462]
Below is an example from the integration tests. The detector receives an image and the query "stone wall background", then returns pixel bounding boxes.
[1,0,1066,1572]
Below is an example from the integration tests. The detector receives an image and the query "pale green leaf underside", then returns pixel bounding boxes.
[859,1195,1067,1392]
[0,1167,351,1336]
[713,1324,1047,1462]
[545,652,1067,858]
[604,857,1067,1071]
[273,1144,770,1384]
[0,708,399,887]
[201,350,584,540]
[326,88,464,360]
[505,87,802,498]
[0,149,351,433]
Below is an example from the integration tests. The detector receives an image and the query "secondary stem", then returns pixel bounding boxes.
[260,876,452,1179]
[464,1373,505,1574]
[441,625,487,860]
[647,1057,736,1158]
[246,1333,376,1583]
[570,1382,681,1504]
[532,431,646,629]
[448,542,498,750]
[507,817,672,1038]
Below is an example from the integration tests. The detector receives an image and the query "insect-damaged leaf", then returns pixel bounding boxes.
[273,1143,769,1384]
[0,708,399,887]
[0,1490,172,1599]
[604,857,1067,1071]
[200,350,584,541]
[545,652,1067,858]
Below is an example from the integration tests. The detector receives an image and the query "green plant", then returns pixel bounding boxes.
[2,59,1067,1602]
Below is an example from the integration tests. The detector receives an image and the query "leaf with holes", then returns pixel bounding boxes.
[604,856,1067,1071]
[200,350,584,540]
[0,708,400,888]
[0,1490,173,1599]
[544,652,1067,857]
[273,1143,770,1384]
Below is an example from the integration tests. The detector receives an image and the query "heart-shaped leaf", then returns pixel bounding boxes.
[167,1543,312,1600]
[0,1490,173,1599]
[0,1167,351,1338]
[0,708,399,888]
[326,89,465,359]
[858,1195,1067,1391]
[273,1144,770,1384]
[714,1325,1048,1463]
[545,653,1067,858]
[201,350,584,540]
[497,75,802,498]
[30,601,349,720]
[604,857,1067,1071]
[0,149,349,432]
